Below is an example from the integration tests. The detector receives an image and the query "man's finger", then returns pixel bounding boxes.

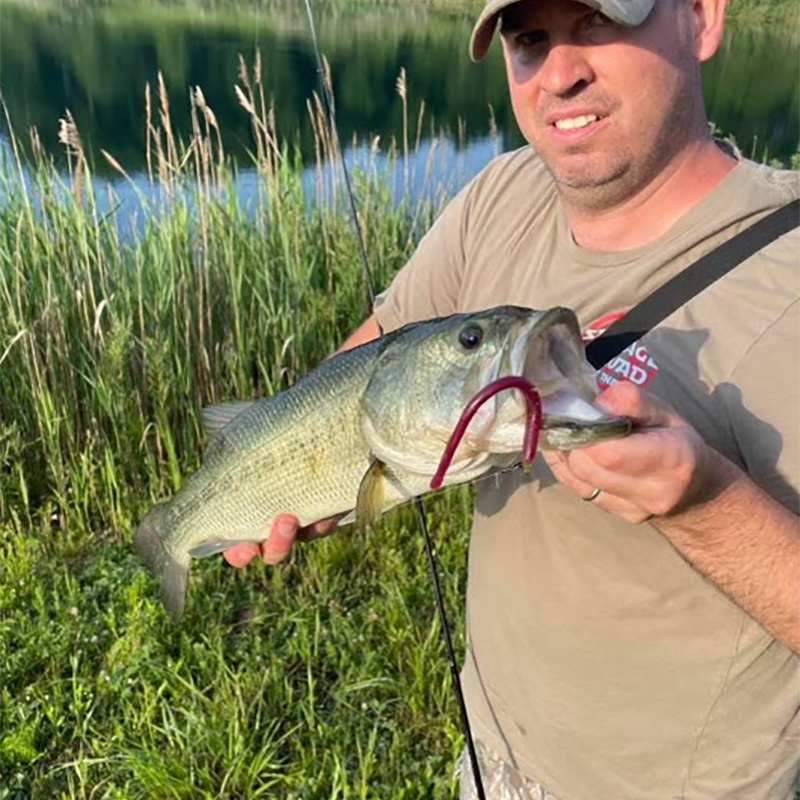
[260,514,300,565]
[594,380,674,428]
[542,451,598,499]
[223,513,338,569]
[223,541,262,568]
[296,515,342,542]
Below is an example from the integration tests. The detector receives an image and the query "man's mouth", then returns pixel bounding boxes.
[553,114,599,131]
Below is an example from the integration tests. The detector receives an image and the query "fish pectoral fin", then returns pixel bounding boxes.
[355,458,394,534]
[338,509,357,527]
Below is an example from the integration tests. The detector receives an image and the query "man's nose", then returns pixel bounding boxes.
[538,44,594,96]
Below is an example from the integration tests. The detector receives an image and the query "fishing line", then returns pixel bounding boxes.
[302,0,376,308]
[301,1,487,797]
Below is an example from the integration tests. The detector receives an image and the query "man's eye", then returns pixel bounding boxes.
[509,30,548,59]
[516,31,547,48]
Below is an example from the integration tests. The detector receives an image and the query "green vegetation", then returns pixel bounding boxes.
[3,0,799,23]
[727,0,800,23]
[0,65,476,798]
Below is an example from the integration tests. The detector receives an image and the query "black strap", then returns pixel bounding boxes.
[585,198,800,369]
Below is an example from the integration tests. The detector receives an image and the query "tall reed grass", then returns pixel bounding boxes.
[0,55,476,798]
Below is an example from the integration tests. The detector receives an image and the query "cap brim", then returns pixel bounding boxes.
[469,0,658,63]
[470,0,521,63]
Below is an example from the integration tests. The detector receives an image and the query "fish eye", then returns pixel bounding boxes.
[458,324,484,350]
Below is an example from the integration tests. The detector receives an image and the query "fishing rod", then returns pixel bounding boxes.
[301,2,487,798]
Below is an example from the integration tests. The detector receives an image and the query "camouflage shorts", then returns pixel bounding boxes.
[456,741,560,800]
[457,742,800,800]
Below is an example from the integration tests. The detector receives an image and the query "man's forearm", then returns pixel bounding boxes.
[655,450,800,654]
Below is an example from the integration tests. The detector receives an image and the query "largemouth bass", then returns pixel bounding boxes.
[135,305,630,619]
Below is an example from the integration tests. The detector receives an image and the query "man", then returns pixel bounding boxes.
[227,0,800,796]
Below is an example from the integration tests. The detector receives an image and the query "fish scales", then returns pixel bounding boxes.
[135,306,632,619]
[158,342,384,553]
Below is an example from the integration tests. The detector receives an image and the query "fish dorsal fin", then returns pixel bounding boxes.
[201,401,256,440]
[355,458,392,534]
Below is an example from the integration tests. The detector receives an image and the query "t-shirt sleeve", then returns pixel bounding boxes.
[373,181,472,333]
[719,299,800,515]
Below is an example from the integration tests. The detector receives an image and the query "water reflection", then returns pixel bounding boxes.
[0,2,797,188]
[0,123,502,243]
[0,4,509,169]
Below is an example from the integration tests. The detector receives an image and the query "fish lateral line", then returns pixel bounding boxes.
[430,376,542,491]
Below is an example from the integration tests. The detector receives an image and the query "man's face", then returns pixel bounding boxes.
[500,0,708,209]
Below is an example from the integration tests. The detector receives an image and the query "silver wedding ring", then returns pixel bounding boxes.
[583,487,602,502]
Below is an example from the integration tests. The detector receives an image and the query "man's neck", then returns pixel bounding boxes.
[564,140,738,252]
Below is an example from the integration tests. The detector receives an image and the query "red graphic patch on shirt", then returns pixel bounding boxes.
[582,311,660,392]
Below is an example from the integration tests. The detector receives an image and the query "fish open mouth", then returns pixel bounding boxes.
[507,307,631,449]
[431,306,631,487]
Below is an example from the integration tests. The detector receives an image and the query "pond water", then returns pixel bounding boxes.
[0,2,797,216]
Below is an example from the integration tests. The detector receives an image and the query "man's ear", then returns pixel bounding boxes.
[689,0,729,63]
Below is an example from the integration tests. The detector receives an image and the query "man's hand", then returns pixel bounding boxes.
[543,380,800,653]
[223,515,341,567]
[542,380,731,523]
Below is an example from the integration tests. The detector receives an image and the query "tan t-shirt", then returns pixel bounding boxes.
[374,147,800,800]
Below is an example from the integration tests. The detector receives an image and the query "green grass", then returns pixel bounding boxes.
[1,494,475,798]
[0,65,476,798]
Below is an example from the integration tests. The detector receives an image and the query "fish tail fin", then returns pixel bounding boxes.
[135,503,191,622]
